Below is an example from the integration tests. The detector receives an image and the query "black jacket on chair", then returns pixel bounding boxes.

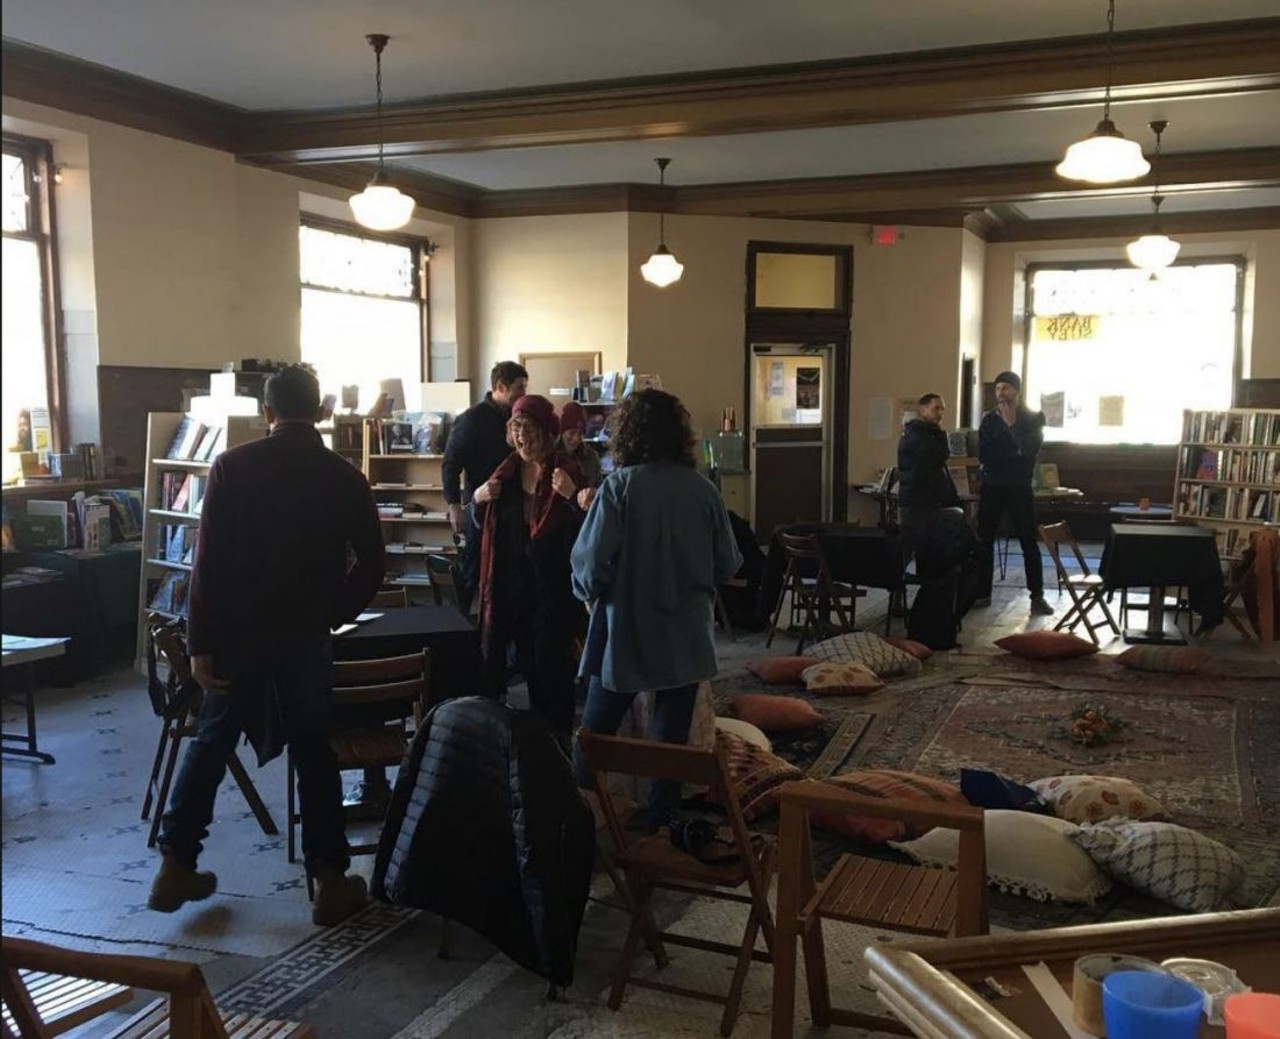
[372,697,595,987]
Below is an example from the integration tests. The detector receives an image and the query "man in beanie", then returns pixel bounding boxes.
[558,400,603,505]
[976,371,1053,615]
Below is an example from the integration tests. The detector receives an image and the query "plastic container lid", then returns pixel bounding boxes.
[1161,957,1249,1026]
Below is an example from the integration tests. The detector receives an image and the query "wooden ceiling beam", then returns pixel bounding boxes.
[234,20,1280,164]
[985,207,1280,242]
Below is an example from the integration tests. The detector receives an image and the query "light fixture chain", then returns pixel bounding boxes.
[375,44,385,169]
[1103,0,1116,121]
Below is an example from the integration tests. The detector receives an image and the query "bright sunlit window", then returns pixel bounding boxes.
[299,221,428,411]
[1025,262,1241,445]
[3,139,57,471]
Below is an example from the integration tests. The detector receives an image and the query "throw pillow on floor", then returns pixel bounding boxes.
[1114,645,1211,674]
[1029,775,1167,824]
[727,693,824,732]
[883,636,933,660]
[745,655,822,684]
[994,631,1099,660]
[812,769,966,844]
[808,631,923,677]
[709,729,803,822]
[800,661,884,695]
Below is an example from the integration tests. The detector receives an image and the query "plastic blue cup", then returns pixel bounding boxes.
[1103,970,1203,1039]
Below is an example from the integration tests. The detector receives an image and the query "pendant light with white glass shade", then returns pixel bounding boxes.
[1126,120,1180,273]
[348,34,416,232]
[640,158,684,288]
[1055,0,1150,185]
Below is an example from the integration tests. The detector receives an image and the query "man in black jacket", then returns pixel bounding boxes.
[442,361,528,611]
[897,393,959,527]
[976,371,1053,615]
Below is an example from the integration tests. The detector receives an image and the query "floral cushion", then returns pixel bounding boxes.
[808,631,922,677]
[813,770,965,844]
[800,661,884,696]
[1028,775,1166,824]
[710,729,803,822]
[1069,819,1246,912]
[1114,645,1211,674]
[727,693,823,732]
[994,631,1099,660]
[745,656,821,684]
[892,810,1113,904]
[883,636,933,660]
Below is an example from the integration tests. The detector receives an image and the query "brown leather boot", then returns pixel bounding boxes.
[312,868,368,927]
[148,854,217,912]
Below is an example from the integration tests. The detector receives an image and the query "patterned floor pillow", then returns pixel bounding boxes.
[709,729,803,822]
[812,769,965,844]
[808,631,923,677]
[800,661,884,696]
[1029,775,1166,824]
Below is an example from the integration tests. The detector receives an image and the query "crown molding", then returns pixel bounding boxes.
[985,206,1280,243]
[1,38,241,151]
[234,19,1280,164]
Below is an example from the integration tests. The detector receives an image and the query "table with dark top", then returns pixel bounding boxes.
[1100,522,1224,644]
[334,605,481,709]
[1108,504,1174,522]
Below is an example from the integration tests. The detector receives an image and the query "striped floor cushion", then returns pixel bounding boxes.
[813,769,965,844]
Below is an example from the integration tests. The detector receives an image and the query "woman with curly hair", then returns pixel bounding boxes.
[474,393,586,738]
[571,388,742,827]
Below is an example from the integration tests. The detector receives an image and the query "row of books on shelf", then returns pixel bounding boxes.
[164,417,226,461]
[161,524,197,566]
[1183,410,1280,447]
[1212,526,1252,561]
[1177,484,1275,523]
[149,572,190,616]
[159,472,207,514]
[376,502,446,518]
[1181,447,1280,484]
[375,413,449,455]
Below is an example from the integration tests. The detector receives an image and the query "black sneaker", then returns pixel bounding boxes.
[1030,596,1054,616]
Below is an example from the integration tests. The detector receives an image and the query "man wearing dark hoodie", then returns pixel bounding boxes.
[897,393,959,526]
[976,371,1053,615]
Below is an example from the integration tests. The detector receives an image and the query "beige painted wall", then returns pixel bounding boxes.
[981,228,1280,383]
[472,212,629,390]
[959,230,986,427]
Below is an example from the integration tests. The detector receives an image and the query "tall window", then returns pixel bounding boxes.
[1025,261,1242,445]
[3,136,60,466]
[299,220,428,411]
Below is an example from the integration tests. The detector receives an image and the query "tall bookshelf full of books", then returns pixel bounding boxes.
[1173,408,1280,561]
[133,411,266,672]
[362,418,456,601]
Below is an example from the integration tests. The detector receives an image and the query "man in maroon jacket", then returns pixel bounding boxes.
[150,365,385,926]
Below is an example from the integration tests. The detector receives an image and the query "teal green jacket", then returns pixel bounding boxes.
[571,463,742,694]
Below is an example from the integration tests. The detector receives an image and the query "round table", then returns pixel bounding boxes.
[1108,505,1174,523]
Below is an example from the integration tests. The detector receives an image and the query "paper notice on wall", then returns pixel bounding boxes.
[769,361,784,397]
[1041,391,1065,427]
[1098,395,1125,427]
[868,397,893,440]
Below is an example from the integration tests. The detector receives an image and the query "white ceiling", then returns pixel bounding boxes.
[2,0,1278,222]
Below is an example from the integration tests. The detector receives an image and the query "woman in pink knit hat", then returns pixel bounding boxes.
[558,400,603,508]
[473,393,586,739]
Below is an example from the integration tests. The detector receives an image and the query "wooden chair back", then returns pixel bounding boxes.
[424,553,465,611]
[331,650,431,717]
[771,779,987,1037]
[2,936,313,1039]
[368,587,410,609]
[1038,521,1092,580]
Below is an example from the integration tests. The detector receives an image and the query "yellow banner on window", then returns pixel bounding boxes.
[1035,315,1100,341]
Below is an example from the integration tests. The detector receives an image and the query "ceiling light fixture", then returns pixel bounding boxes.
[1126,119,1180,274]
[1055,0,1150,185]
[349,33,415,232]
[640,158,684,288]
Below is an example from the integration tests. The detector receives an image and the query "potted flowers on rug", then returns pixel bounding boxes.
[1052,704,1126,748]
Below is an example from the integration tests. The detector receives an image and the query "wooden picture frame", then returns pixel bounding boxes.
[518,351,603,400]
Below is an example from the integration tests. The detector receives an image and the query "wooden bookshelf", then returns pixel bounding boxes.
[133,412,266,673]
[1173,408,1280,562]
[361,420,457,602]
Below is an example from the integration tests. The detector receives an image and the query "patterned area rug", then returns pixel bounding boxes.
[711,649,1280,926]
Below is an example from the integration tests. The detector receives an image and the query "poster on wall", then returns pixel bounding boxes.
[1041,391,1065,427]
[769,361,784,397]
[795,367,821,409]
[1098,395,1125,427]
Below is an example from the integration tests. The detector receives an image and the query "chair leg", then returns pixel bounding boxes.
[140,720,172,821]
[715,589,736,643]
[721,890,765,1037]
[286,750,298,864]
[147,727,184,848]
[766,571,792,649]
[227,751,278,836]
[610,878,659,1011]
[802,915,833,1027]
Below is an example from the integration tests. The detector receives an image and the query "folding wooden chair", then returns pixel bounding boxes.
[714,577,749,642]
[770,780,987,1038]
[141,615,277,847]
[287,650,429,897]
[2,936,312,1038]
[424,553,466,612]
[368,586,410,609]
[766,532,861,653]
[2,962,132,1038]
[576,730,776,1038]
[1037,522,1119,645]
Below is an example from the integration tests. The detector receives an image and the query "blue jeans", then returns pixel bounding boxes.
[573,677,699,826]
[159,648,349,878]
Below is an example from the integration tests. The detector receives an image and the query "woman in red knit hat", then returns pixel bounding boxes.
[473,394,586,738]
[558,400,603,508]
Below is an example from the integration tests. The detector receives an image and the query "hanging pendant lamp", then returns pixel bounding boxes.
[1055,0,1150,184]
[349,33,415,231]
[1127,120,1180,273]
[640,158,684,288]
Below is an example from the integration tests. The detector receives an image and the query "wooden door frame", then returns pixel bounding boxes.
[744,241,852,522]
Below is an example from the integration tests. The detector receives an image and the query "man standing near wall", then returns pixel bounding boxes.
[442,361,528,611]
[975,371,1053,615]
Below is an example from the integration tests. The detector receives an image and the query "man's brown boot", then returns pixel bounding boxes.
[148,854,218,912]
[312,868,368,927]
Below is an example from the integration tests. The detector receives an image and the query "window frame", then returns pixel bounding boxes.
[1019,256,1246,445]
[3,132,66,451]
[299,214,431,380]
